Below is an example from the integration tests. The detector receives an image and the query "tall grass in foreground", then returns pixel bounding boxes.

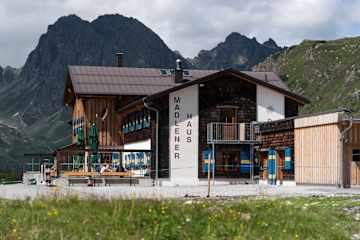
[0,197,359,240]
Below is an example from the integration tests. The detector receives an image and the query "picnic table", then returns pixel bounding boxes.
[64,171,137,186]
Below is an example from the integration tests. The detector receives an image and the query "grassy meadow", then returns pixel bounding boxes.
[0,196,359,240]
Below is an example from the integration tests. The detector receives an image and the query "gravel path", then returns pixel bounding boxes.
[1,183,360,200]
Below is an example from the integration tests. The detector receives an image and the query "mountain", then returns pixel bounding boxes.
[0,14,193,176]
[0,14,284,178]
[0,66,19,85]
[254,38,360,114]
[2,14,192,126]
[191,32,282,70]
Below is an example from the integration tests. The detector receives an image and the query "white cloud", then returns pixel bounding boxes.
[0,0,360,67]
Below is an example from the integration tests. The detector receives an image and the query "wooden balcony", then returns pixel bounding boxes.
[207,122,260,144]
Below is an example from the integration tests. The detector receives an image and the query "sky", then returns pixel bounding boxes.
[1,0,360,67]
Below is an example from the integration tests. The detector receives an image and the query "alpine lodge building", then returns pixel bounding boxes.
[51,54,360,187]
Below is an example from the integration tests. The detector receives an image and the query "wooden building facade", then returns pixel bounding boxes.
[294,111,360,187]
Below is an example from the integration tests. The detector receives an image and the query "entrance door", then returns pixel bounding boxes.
[219,107,238,141]
[216,151,240,177]
[350,148,360,185]
[257,152,267,180]
[220,108,236,123]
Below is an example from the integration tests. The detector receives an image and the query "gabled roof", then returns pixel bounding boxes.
[145,68,309,104]
[66,65,217,96]
[64,65,308,106]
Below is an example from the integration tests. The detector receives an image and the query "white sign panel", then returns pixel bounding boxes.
[257,85,285,122]
[169,84,199,185]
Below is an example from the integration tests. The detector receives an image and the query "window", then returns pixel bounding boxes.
[183,70,191,77]
[285,97,299,118]
[219,108,236,123]
[122,110,151,134]
[73,116,85,137]
[352,149,360,162]
[160,69,168,76]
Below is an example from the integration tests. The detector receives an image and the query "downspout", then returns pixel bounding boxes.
[339,109,353,188]
[143,98,160,186]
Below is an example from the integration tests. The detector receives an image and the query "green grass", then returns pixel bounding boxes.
[259,36,360,114]
[0,197,359,240]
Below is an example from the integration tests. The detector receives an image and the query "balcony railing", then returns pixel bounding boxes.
[207,122,260,144]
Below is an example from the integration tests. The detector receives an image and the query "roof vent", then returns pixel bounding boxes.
[264,73,268,82]
[116,52,124,67]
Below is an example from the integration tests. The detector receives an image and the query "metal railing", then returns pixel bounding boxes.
[207,122,260,144]
[23,162,54,172]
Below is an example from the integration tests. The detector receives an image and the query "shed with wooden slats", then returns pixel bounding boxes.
[294,110,360,186]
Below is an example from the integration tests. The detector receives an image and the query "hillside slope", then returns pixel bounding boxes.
[254,38,360,114]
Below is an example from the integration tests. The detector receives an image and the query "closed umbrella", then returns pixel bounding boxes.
[89,123,99,169]
[77,127,85,148]
[75,127,85,170]
[89,123,99,151]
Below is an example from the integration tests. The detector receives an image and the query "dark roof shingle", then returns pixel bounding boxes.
[68,65,217,95]
[67,65,306,103]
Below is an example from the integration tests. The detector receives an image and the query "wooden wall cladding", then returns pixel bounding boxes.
[295,124,341,185]
[82,97,121,147]
[72,98,86,143]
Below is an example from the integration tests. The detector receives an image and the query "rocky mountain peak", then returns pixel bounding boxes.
[0,66,19,84]
[0,15,284,174]
[263,38,279,49]
[192,32,282,70]
[8,14,192,126]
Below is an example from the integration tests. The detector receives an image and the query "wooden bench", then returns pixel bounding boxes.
[100,172,131,177]
[67,177,89,186]
[65,172,100,186]
[104,177,139,186]
[64,171,97,177]
[64,171,135,186]
[67,177,104,186]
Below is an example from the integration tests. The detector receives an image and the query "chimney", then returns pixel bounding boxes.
[116,52,124,67]
[175,59,183,83]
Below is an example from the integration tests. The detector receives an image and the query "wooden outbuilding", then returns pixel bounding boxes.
[294,110,360,187]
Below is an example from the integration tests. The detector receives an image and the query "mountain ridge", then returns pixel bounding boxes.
[0,14,282,176]
[253,37,360,114]
[190,32,282,70]
[0,14,195,174]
